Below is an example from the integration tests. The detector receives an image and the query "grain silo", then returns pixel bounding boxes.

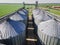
[0,21,18,45]
[7,9,27,45]
[7,19,26,45]
[32,9,44,25]
[38,19,60,45]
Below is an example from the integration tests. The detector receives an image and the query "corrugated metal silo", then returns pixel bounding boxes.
[0,21,18,45]
[38,19,60,45]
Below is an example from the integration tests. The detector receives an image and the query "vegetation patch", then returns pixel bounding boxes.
[0,3,23,17]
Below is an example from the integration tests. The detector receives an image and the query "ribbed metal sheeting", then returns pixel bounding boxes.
[38,31,60,45]
[0,9,28,45]
[10,9,28,25]
[22,9,28,14]
[32,9,51,35]
[7,19,26,45]
[7,9,28,45]
[0,21,18,45]
[0,43,5,45]
[32,9,44,25]
[32,9,45,35]
[38,19,60,45]
[32,8,60,45]
[32,9,51,25]
[17,9,28,25]
[0,21,18,39]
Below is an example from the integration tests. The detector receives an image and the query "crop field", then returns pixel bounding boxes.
[0,3,23,17]
[0,3,60,18]
[47,9,60,15]
[38,3,60,8]
[39,3,60,16]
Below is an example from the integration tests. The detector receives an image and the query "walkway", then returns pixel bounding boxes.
[26,15,37,45]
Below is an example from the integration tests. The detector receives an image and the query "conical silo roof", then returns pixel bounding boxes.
[32,9,40,19]
[33,9,44,20]
[32,8,40,16]
[33,9,44,25]
[10,13,24,21]
[10,12,27,25]
[22,9,28,14]
[34,19,41,25]
[38,19,59,38]
[34,11,44,20]
[18,10,27,16]
[7,19,26,34]
[7,17,26,45]
[43,12,52,21]
[18,9,27,20]
[0,21,18,39]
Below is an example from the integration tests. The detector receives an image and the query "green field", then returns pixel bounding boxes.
[0,3,60,18]
[38,3,60,16]
[47,9,60,15]
[38,3,60,8]
[0,3,23,17]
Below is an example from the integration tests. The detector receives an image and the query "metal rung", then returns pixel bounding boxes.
[26,38,37,41]
[27,28,34,30]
